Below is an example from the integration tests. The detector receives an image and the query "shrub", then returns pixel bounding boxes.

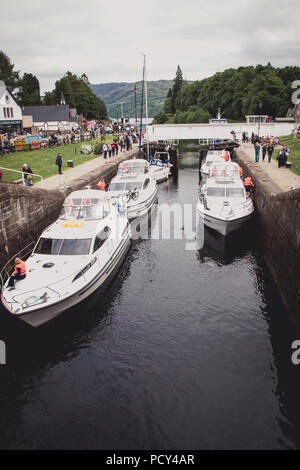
[93,142,103,154]
[80,144,94,154]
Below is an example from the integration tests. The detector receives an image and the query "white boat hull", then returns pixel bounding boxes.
[197,204,254,236]
[2,236,131,327]
[149,166,169,183]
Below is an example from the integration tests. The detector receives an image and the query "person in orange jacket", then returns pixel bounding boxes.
[244,176,254,193]
[221,149,230,161]
[8,257,27,290]
[97,179,106,190]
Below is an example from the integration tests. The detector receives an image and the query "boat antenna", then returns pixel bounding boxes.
[138,53,145,159]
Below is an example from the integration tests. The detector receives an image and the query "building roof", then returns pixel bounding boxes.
[22,104,77,123]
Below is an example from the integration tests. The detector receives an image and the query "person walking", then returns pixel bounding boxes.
[108,143,112,158]
[7,257,27,291]
[55,153,63,174]
[111,142,115,157]
[262,143,267,161]
[267,143,274,162]
[254,141,260,163]
[103,143,108,159]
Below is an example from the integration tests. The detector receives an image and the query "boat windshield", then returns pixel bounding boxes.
[109,182,142,191]
[207,187,226,197]
[118,162,147,174]
[60,197,110,220]
[226,188,244,197]
[34,238,92,255]
[210,169,240,178]
[206,187,245,198]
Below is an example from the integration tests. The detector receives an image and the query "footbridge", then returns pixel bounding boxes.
[146,122,295,142]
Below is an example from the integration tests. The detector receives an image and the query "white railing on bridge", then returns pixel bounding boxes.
[146,122,295,142]
[0,167,44,186]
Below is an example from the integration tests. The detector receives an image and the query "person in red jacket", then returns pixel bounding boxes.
[8,257,27,290]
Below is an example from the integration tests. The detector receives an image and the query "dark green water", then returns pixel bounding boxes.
[0,144,299,450]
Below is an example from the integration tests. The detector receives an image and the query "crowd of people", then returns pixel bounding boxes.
[249,132,291,168]
[102,133,136,159]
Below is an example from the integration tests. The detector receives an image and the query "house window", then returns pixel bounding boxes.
[6,108,10,118]
[3,108,6,118]
[10,108,13,118]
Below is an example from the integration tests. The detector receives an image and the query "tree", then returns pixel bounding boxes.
[42,71,107,120]
[18,73,41,106]
[171,65,183,113]
[0,51,20,91]
[164,97,172,114]
[154,111,168,124]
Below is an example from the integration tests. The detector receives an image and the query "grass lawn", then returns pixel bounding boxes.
[276,135,300,176]
[0,135,117,183]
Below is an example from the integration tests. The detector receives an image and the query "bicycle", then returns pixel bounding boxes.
[123,188,139,203]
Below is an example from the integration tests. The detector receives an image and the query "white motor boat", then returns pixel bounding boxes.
[1,190,131,327]
[108,159,157,220]
[149,152,171,183]
[200,150,231,181]
[197,172,254,236]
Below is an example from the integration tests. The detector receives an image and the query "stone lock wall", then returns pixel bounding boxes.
[0,183,65,270]
[235,150,300,326]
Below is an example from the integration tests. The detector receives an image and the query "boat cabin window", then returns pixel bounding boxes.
[93,227,111,253]
[124,182,142,191]
[119,162,148,175]
[226,188,245,197]
[59,239,92,255]
[60,198,109,220]
[34,238,92,255]
[109,182,125,191]
[207,187,226,197]
[143,178,150,189]
[34,238,62,255]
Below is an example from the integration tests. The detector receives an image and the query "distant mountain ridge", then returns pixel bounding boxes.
[89,80,173,118]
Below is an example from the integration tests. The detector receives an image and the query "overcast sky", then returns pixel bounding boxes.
[1,0,300,93]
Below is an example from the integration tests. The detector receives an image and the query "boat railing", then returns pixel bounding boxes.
[0,241,36,290]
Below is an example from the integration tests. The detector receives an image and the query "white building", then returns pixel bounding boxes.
[22,104,79,133]
[0,81,23,135]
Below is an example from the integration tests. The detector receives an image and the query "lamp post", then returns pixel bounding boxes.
[258,100,262,138]
[116,105,119,135]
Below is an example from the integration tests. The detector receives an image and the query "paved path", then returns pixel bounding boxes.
[35,145,139,191]
[237,143,300,192]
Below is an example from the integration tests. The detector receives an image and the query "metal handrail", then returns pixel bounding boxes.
[0,167,44,186]
[0,241,36,290]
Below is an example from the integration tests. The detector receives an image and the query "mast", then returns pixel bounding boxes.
[144,54,150,157]
[138,54,145,159]
[134,84,138,134]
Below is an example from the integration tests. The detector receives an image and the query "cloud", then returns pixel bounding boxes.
[1,0,299,93]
